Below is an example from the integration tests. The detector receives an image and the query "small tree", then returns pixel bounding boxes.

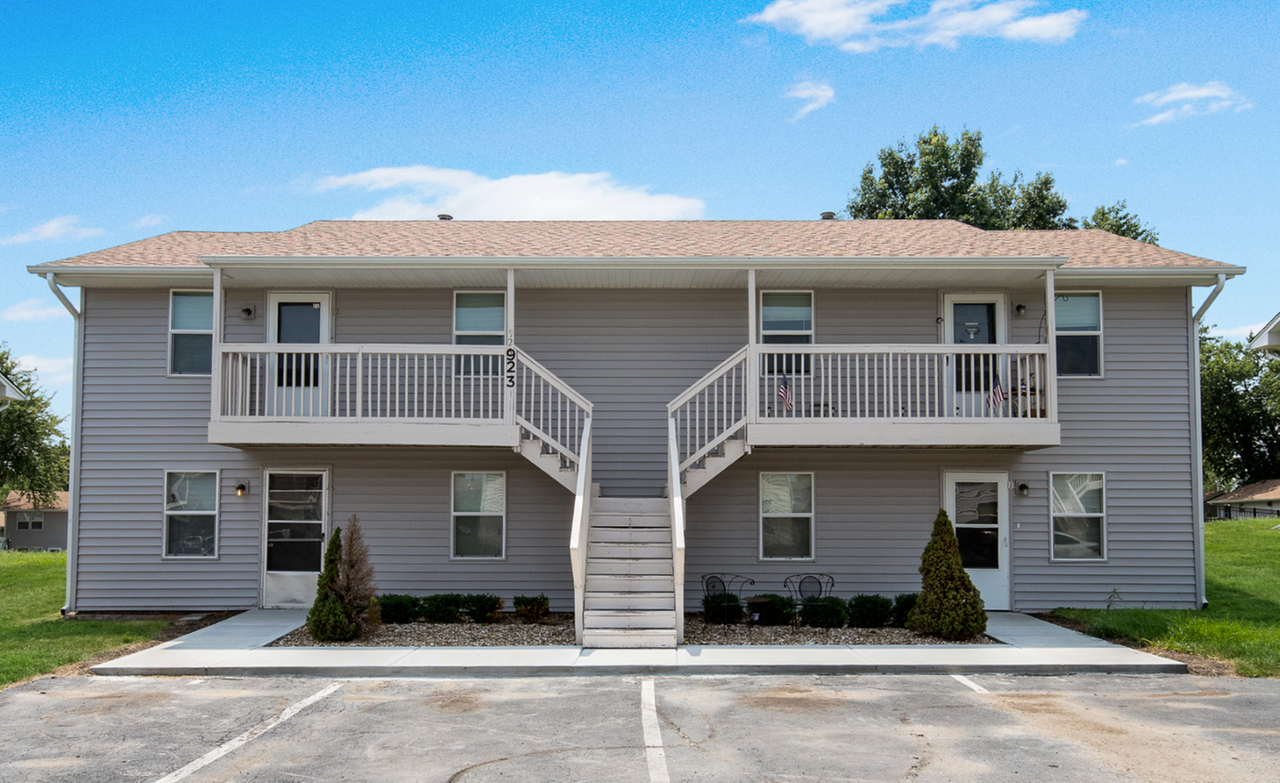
[335,515,379,635]
[907,509,986,640]
[306,526,356,642]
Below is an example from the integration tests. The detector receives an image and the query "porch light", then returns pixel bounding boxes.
[236,483,248,497]
[1015,304,1027,316]
[1017,483,1030,497]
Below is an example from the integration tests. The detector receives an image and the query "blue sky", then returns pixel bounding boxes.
[2,0,1275,430]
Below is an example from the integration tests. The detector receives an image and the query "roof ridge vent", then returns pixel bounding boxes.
[820,212,836,220]
[437,214,453,221]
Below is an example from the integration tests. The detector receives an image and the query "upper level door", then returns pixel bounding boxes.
[943,294,1006,417]
[268,293,331,417]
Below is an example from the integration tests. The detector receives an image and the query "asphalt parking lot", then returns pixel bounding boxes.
[2,673,1277,782]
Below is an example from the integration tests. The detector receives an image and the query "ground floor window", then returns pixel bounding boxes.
[164,471,218,557]
[760,472,814,560]
[1051,472,1105,560]
[452,472,506,558]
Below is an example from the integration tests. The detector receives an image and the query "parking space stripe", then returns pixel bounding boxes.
[951,674,988,693]
[640,678,670,783]
[152,682,344,783]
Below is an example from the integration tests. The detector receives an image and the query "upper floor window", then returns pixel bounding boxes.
[761,292,813,345]
[164,471,218,558]
[1055,293,1101,377]
[170,291,213,375]
[454,292,506,346]
[1050,472,1105,560]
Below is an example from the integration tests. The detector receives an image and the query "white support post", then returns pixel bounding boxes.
[505,268,516,425]
[747,269,758,425]
[1044,269,1058,423]
[210,267,224,422]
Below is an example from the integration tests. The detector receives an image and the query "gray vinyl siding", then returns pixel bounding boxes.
[3,510,68,550]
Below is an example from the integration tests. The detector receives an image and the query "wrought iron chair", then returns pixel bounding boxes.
[784,573,836,622]
[701,573,755,625]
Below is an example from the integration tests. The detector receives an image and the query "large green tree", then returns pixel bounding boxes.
[1200,328,1280,491]
[0,343,68,507]
[1082,200,1159,244]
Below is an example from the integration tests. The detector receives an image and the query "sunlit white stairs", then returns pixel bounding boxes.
[679,434,748,497]
[517,427,578,491]
[582,497,677,648]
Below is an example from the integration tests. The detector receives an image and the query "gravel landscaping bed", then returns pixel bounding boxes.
[272,613,995,647]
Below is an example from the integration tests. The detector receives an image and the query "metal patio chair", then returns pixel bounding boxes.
[701,573,755,625]
[784,573,836,622]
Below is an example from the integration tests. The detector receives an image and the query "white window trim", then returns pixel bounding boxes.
[759,471,816,561]
[1054,291,1104,380]
[168,289,214,377]
[1049,470,1107,562]
[453,291,507,345]
[450,470,508,560]
[162,469,220,560]
[759,290,815,344]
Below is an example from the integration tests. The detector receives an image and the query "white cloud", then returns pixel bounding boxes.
[746,0,1086,53]
[1132,81,1253,126]
[318,165,705,220]
[787,81,836,119]
[133,213,168,228]
[0,215,105,245]
[3,299,69,322]
[16,355,74,387]
[1114,158,1128,166]
[1210,322,1267,341]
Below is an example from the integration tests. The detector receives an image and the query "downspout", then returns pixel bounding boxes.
[44,274,82,615]
[1190,273,1226,609]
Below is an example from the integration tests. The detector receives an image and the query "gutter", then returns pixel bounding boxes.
[1190,273,1227,609]
[44,274,82,615]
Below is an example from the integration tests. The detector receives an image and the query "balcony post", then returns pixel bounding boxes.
[1044,269,1058,423]
[505,268,516,425]
[210,267,223,422]
[747,269,758,425]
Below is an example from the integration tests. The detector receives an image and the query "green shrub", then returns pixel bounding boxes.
[748,594,795,626]
[907,510,987,640]
[799,596,848,628]
[462,593,505,623]
[702,592,744,624]
[421,593,466,623]
[378,594,422,624]
[891,593,919,628]
[306,528,356,641]
[847,594,894,628]
[513,594,550,624]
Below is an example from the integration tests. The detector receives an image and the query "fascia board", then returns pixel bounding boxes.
[1057,266,1246,286]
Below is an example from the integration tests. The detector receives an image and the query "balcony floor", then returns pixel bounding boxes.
[208,419,521,448]
[747,420,1060,449]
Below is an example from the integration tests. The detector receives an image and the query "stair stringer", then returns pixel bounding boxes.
[681,432,749,497]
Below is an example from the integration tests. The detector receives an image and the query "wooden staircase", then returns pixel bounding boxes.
[582,497,678,648]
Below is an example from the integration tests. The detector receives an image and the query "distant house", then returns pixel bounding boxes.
[2,491,69,551]
[1206,480,1280,520]
[1247,312,1280,353]
[0,370,26,413]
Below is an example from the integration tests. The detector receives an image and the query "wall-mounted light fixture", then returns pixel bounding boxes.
[236,482,248,497]
[1017,483,1030,497]
[240,305,256,320]
[1015,304,1027,316]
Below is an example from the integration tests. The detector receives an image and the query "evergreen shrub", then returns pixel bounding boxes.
[421,593,466,623]
[702,592,744,624]
[378,594,422,624]
[891,593,919,628]
[463,593,505,623]
[306,528,356,641]
[906,510,987,640]
[799,596,848,628]
[513,594,550,624]
[748,594,795,626]
[847,594,894,628]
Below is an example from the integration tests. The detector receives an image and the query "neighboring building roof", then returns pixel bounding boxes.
[0,371,26,407]
[1247,311,1280,353]
[31,220,1237,269]
[1207,479,1280,505]
[2,491,69,512]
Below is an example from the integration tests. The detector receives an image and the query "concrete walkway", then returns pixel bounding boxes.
[90,609,1184,677]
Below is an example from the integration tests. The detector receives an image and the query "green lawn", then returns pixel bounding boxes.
[0,551,168,687]
[1054,519,1280,677]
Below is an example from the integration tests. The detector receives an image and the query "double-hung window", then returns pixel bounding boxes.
[452,472,506,558]
[761,291,813,375]
[1050,472,1105,560]
[454,292,505,375]
[164,471,218,558]
[760,472,814,560]
[17,512,43,530]
[170,291,214,375]
[1055,293,1102,377]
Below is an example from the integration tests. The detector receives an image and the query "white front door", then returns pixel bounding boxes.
[268,292,331,417]
[262,470,329,608]
[943,294,1006,418]
[944,471,1010,610]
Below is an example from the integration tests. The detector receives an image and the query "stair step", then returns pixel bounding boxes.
[588,543,671,559]
[584,610,677,629]
[585,575,674,591]
[590,513,670,529]
[583,629,677,649]
[587,559,674,576]
[590,527,671,544]
[584,592,676,611]
[591,497,669,514]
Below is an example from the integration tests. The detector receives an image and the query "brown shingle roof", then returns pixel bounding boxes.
[36,220,1232,269]
[3,491,69,511]
[1208,479,1280,504]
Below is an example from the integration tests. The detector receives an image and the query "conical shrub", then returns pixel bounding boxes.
[306,526,356,641]
[906,509,986,640]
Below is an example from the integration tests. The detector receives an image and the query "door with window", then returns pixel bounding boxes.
[262,471,328,607]
[943,294,1005,417]
[944,471,1010,610]
[268,292,331,417]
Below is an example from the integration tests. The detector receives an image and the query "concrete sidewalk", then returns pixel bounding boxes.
[90,609,1185,677]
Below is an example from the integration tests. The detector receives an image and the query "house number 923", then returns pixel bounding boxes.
[505,348,516,388]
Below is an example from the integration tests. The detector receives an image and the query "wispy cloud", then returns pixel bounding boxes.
[318,165,705,220]
[1133,81,1253,127]
[1114,158,1128,166]
[133,213,168,228]
[0,215,105,246]
[1209,322,1267,341]
[16,355,74,387]
[746,0,1086,53]
[787,81,836,119]
[3,299,69,322]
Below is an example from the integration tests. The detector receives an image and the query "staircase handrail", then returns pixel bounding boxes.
[515,347,595,414]
[569,417,593,646]
[668,417,686,645]
[666,345,748,413]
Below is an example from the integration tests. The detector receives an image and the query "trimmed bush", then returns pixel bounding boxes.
[513,594,550,624]
[463,593,505,624]
[421,593,466,623]
[307,528,356,641]
[748,594,795,626]
[891,593,919,628]
[907,509,987,640]
[702,592,744,624]
[799,596,848,629]
[847,594,894,628]
[378,594,422,624]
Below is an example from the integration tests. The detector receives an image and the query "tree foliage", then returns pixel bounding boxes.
[307,527,356,641]
[0,343,68,507]
[1083,200,1159,244]
[1200,328,1280,491]
[306,517,381,641]
[907,509,987,640]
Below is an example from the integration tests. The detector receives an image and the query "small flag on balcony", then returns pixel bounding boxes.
[987,373,1006,409]
[778,374,794,412]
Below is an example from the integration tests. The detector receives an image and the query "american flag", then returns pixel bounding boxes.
[778,373,794,412]
[987,373,1006,409]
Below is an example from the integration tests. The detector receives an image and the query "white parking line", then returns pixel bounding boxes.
[153,682,344,783]
[951,674,988,693]
[640,678,670,783]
